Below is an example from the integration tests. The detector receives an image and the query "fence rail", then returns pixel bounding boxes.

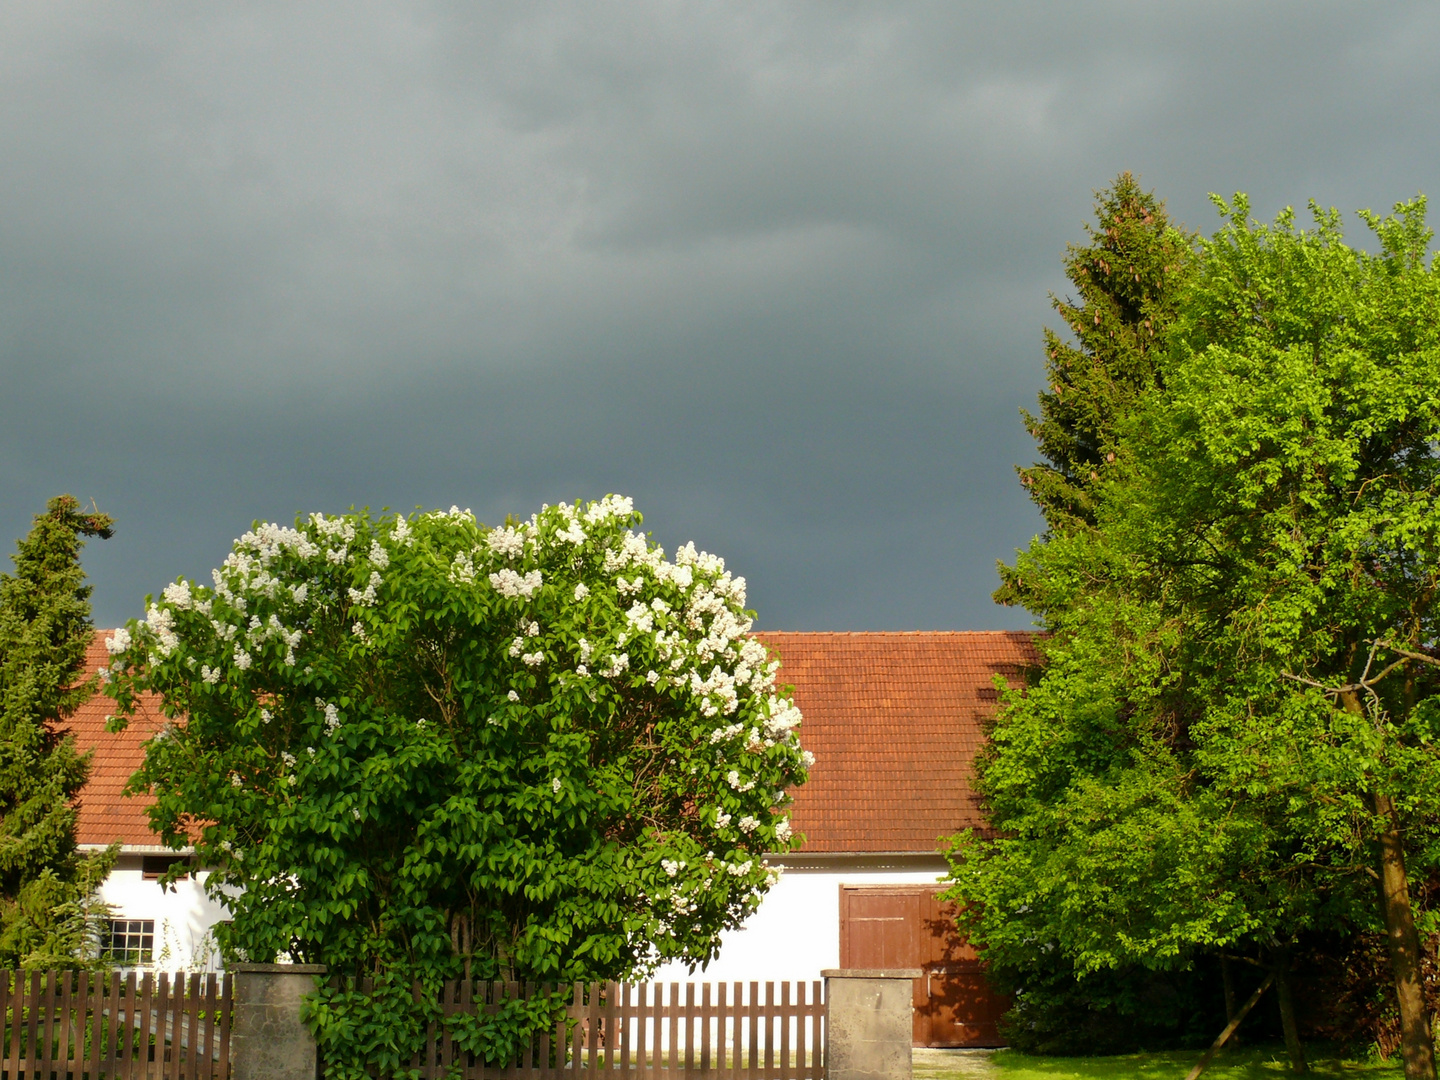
[0,969,232,1080]
[334,979,825,1080]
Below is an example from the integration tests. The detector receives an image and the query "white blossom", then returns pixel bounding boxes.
[391,515,414,547]
[738,815,759,833]
[200,665,220,685]
[584,495,633,523]
[105,628,131,655]
[556,519,586,545]
[348,571,383,607]
[320,701,341,735]
[573,583,590,600]
[662,859,685,878]
[486,525,527,558]
[233,647,252,671]
[601,653,629,678]
[489,568,542,598]
[146,605,180,657]
[726,769,755,793]
[765,696,804,737]
[450,551,477,585]
[551,777,562,794]
[525,621,540,637]
[801,750,816,768]
[726,860,753,877]
[162,580,193,610]
[576,664,590,676]
[367,540,390,569]
[507,690,520,702]
[311,513,355,541]
[646,670,660,685]
[689,666,739,717]
[521,651,545,667]
[230,774,243,788]
[509,637,525,657]
[578,638,593,662]
[291,583,308,604]
[626,601,654,633]
[714,810,732,828]
[774,820,793,843]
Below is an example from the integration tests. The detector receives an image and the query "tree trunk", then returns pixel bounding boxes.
[1339,687,1437,1080]
[1273,955,1307,1073]
[1184,972,1274,1080]
[1221,956,1238,1032]
[1375,788,1436,1080]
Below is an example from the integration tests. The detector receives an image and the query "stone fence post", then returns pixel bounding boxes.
[231,963,328,1080]
[822,969,920,1080]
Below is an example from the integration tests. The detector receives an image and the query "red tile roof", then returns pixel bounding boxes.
[68,634,168,848]
[755,631,1040,853]
[68,630,1040,854]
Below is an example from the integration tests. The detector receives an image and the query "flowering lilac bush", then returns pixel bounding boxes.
[104,497,808,1075]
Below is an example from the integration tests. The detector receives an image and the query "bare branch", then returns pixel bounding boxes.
[1374,640,1440,670]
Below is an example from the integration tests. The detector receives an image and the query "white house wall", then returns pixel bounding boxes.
[96,854,229,971]
[652,856,949,986]
[91,854,948,981]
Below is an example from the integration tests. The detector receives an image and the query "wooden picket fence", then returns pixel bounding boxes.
[0,970,231,1080]
[338,979,826,1080]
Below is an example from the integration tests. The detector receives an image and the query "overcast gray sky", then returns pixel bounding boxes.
[4,2,1437,630]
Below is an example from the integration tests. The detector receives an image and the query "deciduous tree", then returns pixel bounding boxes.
[950,196,1440,1080]
[107,497,809,1077]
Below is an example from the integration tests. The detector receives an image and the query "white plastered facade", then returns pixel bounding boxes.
[90,850,229,971]
[652,854,948,985]
[86,850,945,982]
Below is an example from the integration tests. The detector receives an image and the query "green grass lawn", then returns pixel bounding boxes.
[913,1044,1407,1080]
[988,1044,1403,1080]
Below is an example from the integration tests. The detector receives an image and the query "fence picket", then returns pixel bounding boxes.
[155,973,171,1080]
[71,970,89,1080]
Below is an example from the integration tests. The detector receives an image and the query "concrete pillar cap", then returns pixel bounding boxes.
[821,968,922,979]
[231,963,329,974]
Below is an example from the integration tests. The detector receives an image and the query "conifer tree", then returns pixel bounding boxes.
[1010,172,1193,536]
[0,495,118,967]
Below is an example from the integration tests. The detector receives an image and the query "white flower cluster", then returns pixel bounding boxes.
[348,571,383,607]
[489,568,543,598]
[486,526,527,559]
[105,627,131,655]
[476,498,809,900]
[726,769,756,793]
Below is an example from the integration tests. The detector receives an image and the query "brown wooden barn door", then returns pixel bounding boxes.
[839,884,1007,1047]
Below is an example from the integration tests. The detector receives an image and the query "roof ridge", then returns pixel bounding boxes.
[755,629,1037,636]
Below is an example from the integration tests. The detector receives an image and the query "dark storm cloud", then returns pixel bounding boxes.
[3,2,1439,629]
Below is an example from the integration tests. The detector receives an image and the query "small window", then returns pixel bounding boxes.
[141,855,189,880]
[101,919,155,965]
